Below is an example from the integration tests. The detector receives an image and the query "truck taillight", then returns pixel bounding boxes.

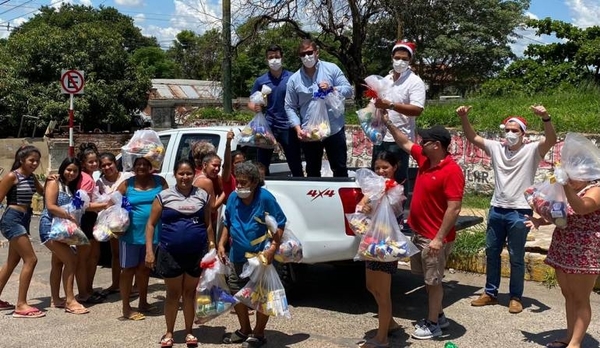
[339,187,364,236]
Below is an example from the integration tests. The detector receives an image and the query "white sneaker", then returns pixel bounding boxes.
[414,314,449,330]
[412,321,442,340]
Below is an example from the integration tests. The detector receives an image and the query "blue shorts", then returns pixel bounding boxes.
[39,215,52,244]
[0,207,32,240]
[119,241,155,269]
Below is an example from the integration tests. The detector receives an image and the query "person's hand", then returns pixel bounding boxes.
[318,81,330,91]
[296,127,307,141]
[248,102,262,113]
[374,98,391,110]
[428,238,443,256]
[381,111,391,125]
[360,203,372,214]
[226,129,234,143]
[262,248,275,265]
[145,250,155,270]
[47,174,59,181]
[217,244,227,263]
[530,104,549,118]
[456,105,472,118]
[524,215,541,230]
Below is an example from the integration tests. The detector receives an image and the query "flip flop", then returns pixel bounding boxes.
[12,307,46,318]
[358,339,390,348]
[65,307,90,315]
[119,312,145,321]
[546,341,569,348]
[0,300,15,311]
[185,334,198,347]
[79,294,104,304]
[160,335,174,348]
[223,329,249,344]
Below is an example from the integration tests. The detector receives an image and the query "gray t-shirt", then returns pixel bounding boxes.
[484,139,541,209]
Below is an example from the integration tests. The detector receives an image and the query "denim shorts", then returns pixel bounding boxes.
[0,207,32,240]
[119,241,156,269]
[39,215,52,244]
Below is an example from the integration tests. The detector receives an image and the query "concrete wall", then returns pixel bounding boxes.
[2,122,590,195]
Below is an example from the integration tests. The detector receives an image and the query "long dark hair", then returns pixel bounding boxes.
[56,157,82,194]
[374,151,400,169]
[78,142,99,169]
[11,145,42,171]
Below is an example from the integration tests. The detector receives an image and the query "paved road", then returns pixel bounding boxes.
[1,217,599,348]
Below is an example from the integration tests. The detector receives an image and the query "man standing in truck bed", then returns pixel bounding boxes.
[382,113,464,340]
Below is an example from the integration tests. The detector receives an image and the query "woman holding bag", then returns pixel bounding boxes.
[145,159,213,348]
[526,134,600,348]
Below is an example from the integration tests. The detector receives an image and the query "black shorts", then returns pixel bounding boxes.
[226,262,249,294]
[366,261,398,275]
[155,248,203,278]
[80,211,98,240]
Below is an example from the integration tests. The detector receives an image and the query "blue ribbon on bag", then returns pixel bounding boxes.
[313,86,334,99]
[121,196,132,212]
[72,191,84,210]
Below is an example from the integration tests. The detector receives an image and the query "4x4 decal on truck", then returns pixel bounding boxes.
[307,189,335,201]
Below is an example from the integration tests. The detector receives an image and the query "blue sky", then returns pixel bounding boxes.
[1,0,599,55]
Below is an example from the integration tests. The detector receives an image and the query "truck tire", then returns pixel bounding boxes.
[275,263,305,294]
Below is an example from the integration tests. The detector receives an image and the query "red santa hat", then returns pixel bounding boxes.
[392,40,416,57]
[499,116,527,132]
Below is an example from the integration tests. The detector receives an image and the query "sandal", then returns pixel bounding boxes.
[242,336,267,348]
[120,312,146,321]
[160,335,174,348]
[65,306,90,315]
[0,300,15,311]
[185,334,198,347]
[223,329,249,344]
[12,307,46,318]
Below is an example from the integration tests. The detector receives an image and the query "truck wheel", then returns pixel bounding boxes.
[275,263,302,292]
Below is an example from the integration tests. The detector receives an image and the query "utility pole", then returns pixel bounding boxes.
[222,0,233,113]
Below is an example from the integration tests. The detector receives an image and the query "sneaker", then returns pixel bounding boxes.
[508,297,523,314]
[414,313,449,330]
[412,321,442,340]
[470,293,498,306]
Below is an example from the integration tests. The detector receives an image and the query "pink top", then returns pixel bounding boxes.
[77,172,96,197]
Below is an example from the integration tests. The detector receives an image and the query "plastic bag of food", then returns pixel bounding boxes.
[48,190,90,245]
[302,87,332,141]
[194,249,237,325]
[554,132,600,185]
[524,177,568,228]
[325,89,345,118]
[237,86,277,149]
[93,192,131,241]
[121,129,165,171]
[357,103,387,145]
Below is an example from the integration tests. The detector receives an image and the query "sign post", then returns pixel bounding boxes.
[60,70,85,157]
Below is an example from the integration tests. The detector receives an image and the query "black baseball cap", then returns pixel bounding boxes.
[418,125,451,148]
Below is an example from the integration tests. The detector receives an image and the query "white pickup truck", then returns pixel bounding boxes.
[149,126,483,268]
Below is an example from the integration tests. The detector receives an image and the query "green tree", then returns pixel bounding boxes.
[168,29,223,81]
[0,5,153,132]
[132,47,178,78]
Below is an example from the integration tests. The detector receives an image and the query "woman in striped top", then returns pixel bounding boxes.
[0,145,46,318]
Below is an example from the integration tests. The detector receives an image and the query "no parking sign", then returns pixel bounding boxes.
[60,70,85,94]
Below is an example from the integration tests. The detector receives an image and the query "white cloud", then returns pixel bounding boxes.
[509,11,545,57]
[51,0,74,10]
[12,17,27,26]
[115,0,144,6]
[80,0,93,6]
[565,0,600,28]
[133,13,145,24]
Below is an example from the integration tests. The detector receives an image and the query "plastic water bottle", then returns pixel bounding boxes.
[445,342,458,348]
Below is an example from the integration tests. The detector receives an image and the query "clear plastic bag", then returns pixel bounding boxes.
[357,103,387,145]
[554,132,600,185]
[48,190,90,245]
[302,88,332,141]
[93,192,131,241]
[237,88,277,149]
[195,249,237,325]
[355,168,387,201]
[345,212,371,235]
[524,178,568,228]
[121,129,165,171]
[263,215,303,263]
[320,160,333,177]
[355,194,418,261]
[234,257,290,318]
[363,75,393,100]
[325,90,345,118]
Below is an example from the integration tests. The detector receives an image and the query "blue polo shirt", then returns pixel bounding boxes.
[251,69,292,130]
[284,60,353,136]
[224,188,287,263]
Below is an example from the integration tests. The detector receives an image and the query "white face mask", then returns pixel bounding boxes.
[505,132,520,147]
[236,188,252,199]
[301,54,316,68]
[268,58,282,71]
[393,59,409,74]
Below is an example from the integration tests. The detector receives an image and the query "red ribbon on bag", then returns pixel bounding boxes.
[200,258,217,269]
[384,179,397,192]
[363,85,379,99]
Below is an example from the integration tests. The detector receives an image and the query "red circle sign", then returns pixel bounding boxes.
[60,70,85,94]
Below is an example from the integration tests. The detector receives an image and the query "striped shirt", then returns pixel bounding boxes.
[7,171,36,206]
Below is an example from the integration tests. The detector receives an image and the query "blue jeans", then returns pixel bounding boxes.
[257,127,303,177]
[302,127,348,177]
[371,141,410,193]
[484,206,532,299]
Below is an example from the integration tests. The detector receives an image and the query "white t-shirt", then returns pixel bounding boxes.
[484,140,541,209]
[96,172,133,195]
[382,69,426,142]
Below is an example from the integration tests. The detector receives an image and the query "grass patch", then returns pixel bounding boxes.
[462,192,491,210]
[542,268,558,289]
[451,224,487,259]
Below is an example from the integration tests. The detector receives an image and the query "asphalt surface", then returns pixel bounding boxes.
[1,216,599,348]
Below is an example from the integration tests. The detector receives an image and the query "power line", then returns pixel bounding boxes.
[0,0,34,16]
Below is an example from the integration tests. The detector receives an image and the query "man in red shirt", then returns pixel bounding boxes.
[382,113,464,340]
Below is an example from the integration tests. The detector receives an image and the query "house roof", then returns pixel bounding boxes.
[150,79,222,100]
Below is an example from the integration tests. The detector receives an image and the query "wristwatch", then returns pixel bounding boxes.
[388,102,395,110]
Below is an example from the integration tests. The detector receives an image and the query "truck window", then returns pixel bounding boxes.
[157,135,171,172]
[177,134,220,163]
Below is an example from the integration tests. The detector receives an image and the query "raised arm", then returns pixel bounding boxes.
[221,129,234,181]
[530,105,557,158]
[382,112,414,153]
[456,106,486,150]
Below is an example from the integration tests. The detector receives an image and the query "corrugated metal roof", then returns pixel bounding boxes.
[151,79,222,100]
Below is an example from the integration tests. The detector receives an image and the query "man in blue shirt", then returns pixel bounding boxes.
[285,39,353,177]
[248,44,303,177]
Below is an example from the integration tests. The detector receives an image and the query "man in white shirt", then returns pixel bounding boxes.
[457,105,557,314]
[372,40,426,187]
